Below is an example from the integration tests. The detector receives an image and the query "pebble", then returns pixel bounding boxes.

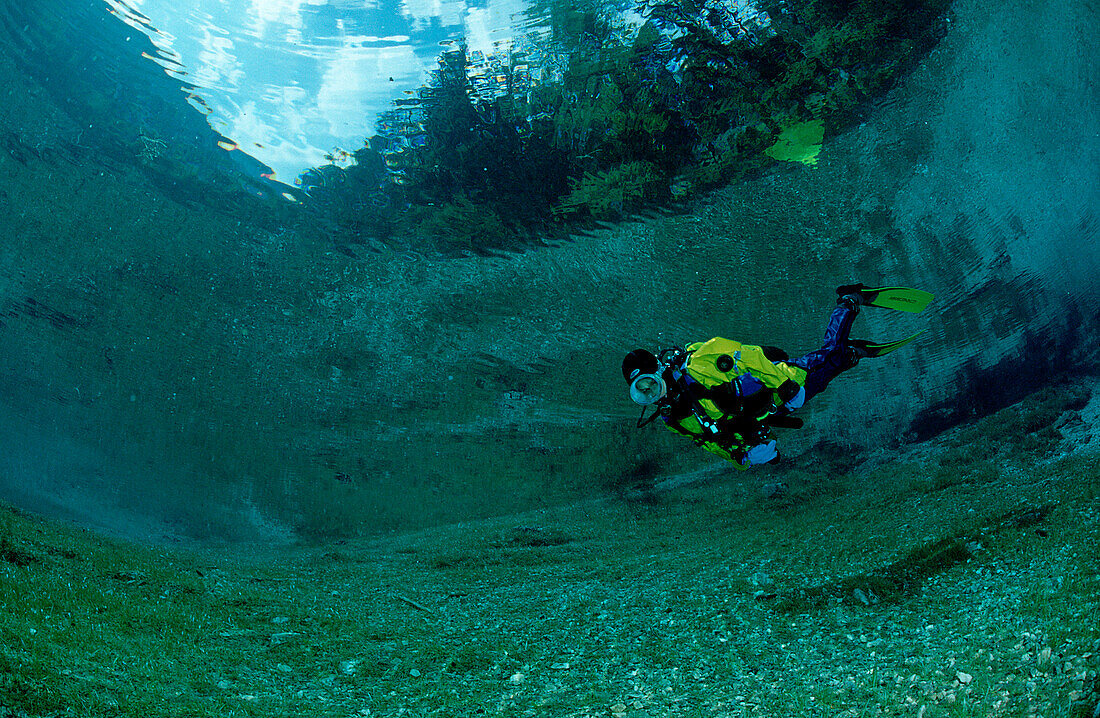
[956,671,973,684]
[762,482,788,499]
[853,588,879,606]
[510,672,525,683]
[409,669,421,678]
[751,571,773,587]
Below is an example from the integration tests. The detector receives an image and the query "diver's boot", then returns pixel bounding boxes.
[837,289,865,311]
[836,282,868,298]
[846,343,871,367]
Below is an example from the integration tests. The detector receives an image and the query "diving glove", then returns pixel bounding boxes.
[782,386,806,410]
[742,440,779,467]
[777,380,805,410]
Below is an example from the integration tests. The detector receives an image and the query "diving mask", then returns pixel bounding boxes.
[629,372,667,405]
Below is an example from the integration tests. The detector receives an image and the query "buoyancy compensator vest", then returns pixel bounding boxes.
[660,338,809,468]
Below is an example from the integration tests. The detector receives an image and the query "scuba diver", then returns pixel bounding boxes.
[621,284,932,469]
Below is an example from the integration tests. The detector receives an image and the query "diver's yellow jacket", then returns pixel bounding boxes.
[663,338,808,468]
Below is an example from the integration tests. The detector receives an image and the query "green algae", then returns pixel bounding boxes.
[554,161,664,219]
[764,119,826,166]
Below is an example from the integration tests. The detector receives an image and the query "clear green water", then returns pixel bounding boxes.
[0,0,1097,540]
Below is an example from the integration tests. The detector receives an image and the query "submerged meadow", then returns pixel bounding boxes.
[2,383,1099,717]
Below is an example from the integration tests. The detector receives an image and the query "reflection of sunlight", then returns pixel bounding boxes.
[464,5,520,55]
[400,0,466,29]
[247,0,308,32]
[224,100,329,182]
[105,0,534,183]
[105,0,148,20]
[193,27,244,89]
[315,44,423,134]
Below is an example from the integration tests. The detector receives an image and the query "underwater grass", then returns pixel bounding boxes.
[1,383,1099,717]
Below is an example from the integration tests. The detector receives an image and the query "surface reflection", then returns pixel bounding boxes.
[104,0,529,183]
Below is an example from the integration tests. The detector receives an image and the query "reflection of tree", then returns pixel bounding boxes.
[303,0,953,252]
[402,13,695,233]
[407,45,573,237]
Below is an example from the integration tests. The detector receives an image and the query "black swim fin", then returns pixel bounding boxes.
[837,284,934,313]
[850,330,926,358]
